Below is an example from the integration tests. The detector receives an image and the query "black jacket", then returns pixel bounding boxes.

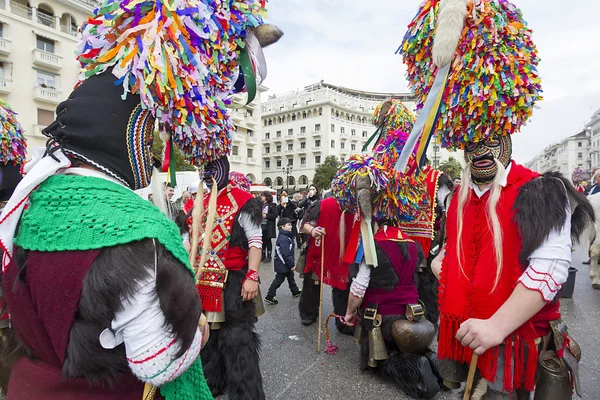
[274,229,295,273]
[262,201,278,239]
[277,200,298,222]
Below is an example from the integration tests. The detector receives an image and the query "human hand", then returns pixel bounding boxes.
[262,213,267,218]
[311,226,326,239]
[241,279,259,301]
[456,318,506,355]
[343,311,357,326]
[198,314,210,349]
[291,266,296,272]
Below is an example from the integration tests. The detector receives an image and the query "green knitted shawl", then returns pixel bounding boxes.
[15,175,190,270]
[14,175,213,400]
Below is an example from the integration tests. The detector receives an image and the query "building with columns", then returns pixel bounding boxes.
[587,108,600,171]
[228,87,267,185]
[260,81,460,190]
[0,0,98,149]
[526,131,591,180]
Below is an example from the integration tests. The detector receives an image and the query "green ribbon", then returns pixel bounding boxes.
[236,48,257,107]
[168,137,177,187]
[362,126,383,152]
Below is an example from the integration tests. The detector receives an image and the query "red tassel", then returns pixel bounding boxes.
[324,340,338,355]
[503,336,514,390]
[524,339,538,391]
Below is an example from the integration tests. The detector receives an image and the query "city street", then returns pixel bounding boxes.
[244,240,600,400]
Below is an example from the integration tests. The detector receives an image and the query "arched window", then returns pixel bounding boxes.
[264,177,273,186]
[287,176,295,186]
[37,3,55,27]
[275,177,283,186]
[246,173,255,184]
[298,175,308,185]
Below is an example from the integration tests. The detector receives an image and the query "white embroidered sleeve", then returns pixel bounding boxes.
[238,211,263,249]
[350,261,371,299]
[518,205,571,302]
[99,275,201,387]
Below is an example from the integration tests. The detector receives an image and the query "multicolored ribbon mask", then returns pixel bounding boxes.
[0,99,26,165]
[77,0,270,167]
[395,0,543,171]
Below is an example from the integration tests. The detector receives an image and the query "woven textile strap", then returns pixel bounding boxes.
[14,175,192,273]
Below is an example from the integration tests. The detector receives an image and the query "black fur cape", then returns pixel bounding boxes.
[514,172,594,267]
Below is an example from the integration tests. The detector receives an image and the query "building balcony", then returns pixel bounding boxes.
[298,148,307,154]
[297,131,307,137]
[231,155,244,163]
[247,137,258,145]
[34,86,61,104]
[273,136,282,143]
[0,79,11,94]
[247,157,257,165]
[311,146,322,152]
[10,1,32,20]
[0,37,11,56]
[299,164,307,169]
[60,25,78,37]
[233,133,245,142]
[31,124,47,138]
[33,49,62,70]
[311,130,321,136]
[285,135,294,141]
[272,151,282,157]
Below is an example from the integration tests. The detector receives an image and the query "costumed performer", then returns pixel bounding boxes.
[331,152,441,400]
[0,99,26,395]
[0,0,282,398]
[400,0,594,398]
[371,101,453,326]
[190,156,267,399]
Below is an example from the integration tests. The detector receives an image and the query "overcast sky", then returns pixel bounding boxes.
[262,0,600,164]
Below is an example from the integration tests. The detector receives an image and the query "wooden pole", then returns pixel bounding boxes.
[463,353,479,400]
[317,236,325,353]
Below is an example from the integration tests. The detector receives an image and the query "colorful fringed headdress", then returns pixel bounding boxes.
[364,99,415,151]
[77,0,281,171]
[395,0,542,171]
[331,154,423,225]
[0,99,26,165]
[228,171,251,191]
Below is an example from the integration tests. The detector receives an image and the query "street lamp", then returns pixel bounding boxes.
[282,166,293,192]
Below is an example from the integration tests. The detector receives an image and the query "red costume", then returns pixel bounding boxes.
[439,163,560,391]
[400,166,442,256]
[305,197,356,291]
[194,186,254,312]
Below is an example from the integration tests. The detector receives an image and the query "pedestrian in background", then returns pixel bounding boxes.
[261,191,278,262]
[265,218,301,304]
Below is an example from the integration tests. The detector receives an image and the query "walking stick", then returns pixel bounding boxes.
[463,353,479,400]
[317,236,325,353]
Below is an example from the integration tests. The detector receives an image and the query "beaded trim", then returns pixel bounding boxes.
[126,104,156,190]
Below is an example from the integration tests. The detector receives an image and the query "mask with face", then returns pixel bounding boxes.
[203,157,230,191]
[464,135,512,185]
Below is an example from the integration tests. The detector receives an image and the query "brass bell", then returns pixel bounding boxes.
[534,351,573,400]
[368,358,379,368]
[368,317,388,365]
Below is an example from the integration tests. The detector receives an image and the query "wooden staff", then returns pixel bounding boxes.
[463,353,479,400]
[317,236,325,353]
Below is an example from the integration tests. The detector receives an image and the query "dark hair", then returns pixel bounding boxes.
[262,191,273,203]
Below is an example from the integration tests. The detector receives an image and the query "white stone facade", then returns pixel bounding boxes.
[229,88,266,185]
[0,0,97,149]
[526,131,590,180]
[260,81,417,189]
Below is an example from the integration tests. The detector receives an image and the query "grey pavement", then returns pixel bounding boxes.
[239,239,600,400]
